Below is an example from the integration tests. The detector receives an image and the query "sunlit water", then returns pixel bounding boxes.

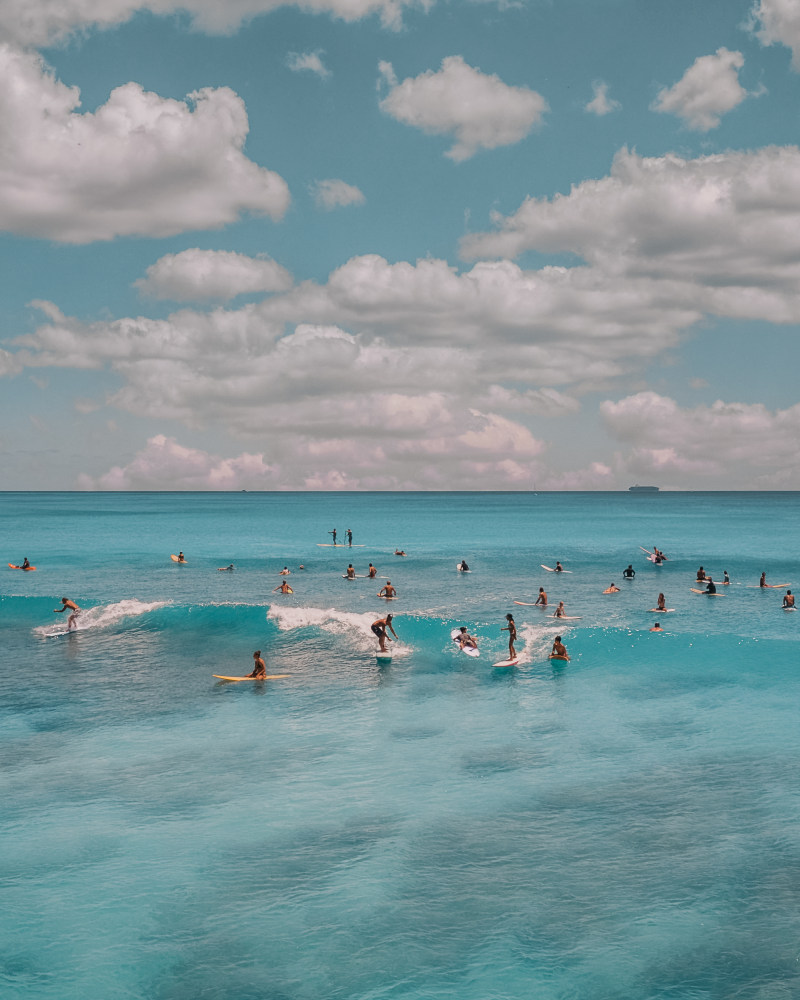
[2,492,799,999]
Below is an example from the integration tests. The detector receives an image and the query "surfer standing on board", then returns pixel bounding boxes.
[371,614,397,652]
[550,636,569,660]
[247,651,266,679]
[501,614,517,659]
[54,597,81,631]
[535,587,547,606]
[347,529,353,546]
[378,582,396,598]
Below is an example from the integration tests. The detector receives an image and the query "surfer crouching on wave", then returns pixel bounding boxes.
[247,651,266,679]
[54,597,81,631]
[371,614,398,652]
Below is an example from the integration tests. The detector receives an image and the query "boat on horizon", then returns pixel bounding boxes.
[628,485,660,492]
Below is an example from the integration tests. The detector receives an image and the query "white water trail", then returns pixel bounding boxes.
[33,598,170,637]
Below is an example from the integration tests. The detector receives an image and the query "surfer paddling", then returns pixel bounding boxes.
[501,614,516,659]
[650,623,664,632]
[371,614,397,653]
[54,597,81,631]
[377,582,396,598]
[603,583,620,594]
[247,651,267,679]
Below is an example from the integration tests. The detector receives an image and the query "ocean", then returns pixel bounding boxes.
[2,491,799,999]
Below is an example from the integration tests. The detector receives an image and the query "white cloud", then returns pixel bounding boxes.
[585,81,620,116]
[651,48,748,131]
[751,0,800,71]
[0,45,290,243]
[601,391,800,485]
[135,249,293,301]
[378,55,548,161]
[286,50,331,79]
[310,179,366,210]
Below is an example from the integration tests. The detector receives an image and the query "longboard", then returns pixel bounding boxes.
[513,600,546,607]
[217,567,234,571]
[549,654,570,661]
[8,563,36,571]
[213,674,290,682]
[783,606,796,612]
[648,608,675,612]
[451,628,479,657]
[170,554,187,563]
[553,615,582,620]
[376,652,393,661]
[690,588,722,596]
[492,657,519,667]
[541,565,572,573]
[748,583,791,589]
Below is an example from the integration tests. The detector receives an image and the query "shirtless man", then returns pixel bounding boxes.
[247,651,267,679]
[279,566,290,575]
[553,601,567,618]
[696,566,706,582]
[177,552,186,563]
[501,614,517,659]
[347,529,353,546]
[345,564,356,579]
[329,528,337,545]
[603,583,620,594]
[377,581,396,598]
[650,622,664,632]
[371,614,397,652]
[367,564,377,578]
[760,572,767,588]
[534,587,547,607]
[456,626,478,650]
[550,636,569,660]
[394,549,407,557]
[783,590,795,609]
[273,581,293,594]
[54,597,81,631]
[555,561,564,573]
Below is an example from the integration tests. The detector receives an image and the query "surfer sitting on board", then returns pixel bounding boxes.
[371,614,397,652]
[378,582,396,598]
[247,651,266,679]
[459,560,469,572]
[723,571,730,584]
[603,583,620,593]
[696,566,706,582]
[501,614,516,659]
[535,587,547,606]
[554,601,567,618]
[345,564,356,579]
[783,590,795,609]
[456,626,477,650]
[760,572,767,588]
[273,581,293,593]
[555,562,564,572]
[368,564,377,578]
[656,593,667,611]
[177,552,185,563]
[705,577,717,594]
[54,597,81,631]
[623,564,635,578]
[550,636,569,660]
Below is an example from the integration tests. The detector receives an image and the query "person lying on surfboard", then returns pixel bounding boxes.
[378,582,396,598]
[456,626,477,650]
[273,581,293,593]
[501,614,516,659]
[603,583,620,593]
[371,614,397,652]
[54,597,81,631]
[247,651,266,679]
[550,636,569,660]
[394,549,407,556]
[535,587,547,606]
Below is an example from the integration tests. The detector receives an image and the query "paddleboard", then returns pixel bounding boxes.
[317,543,365,547]
[8,563,36,571]
[648,608,675,612]
[492,657,519,667]
[690,588,722,596]
[170,554,187,563]
[213,674,290,682]
[451,627,480,657]
[541,564,572,573]
[457,563,471,572]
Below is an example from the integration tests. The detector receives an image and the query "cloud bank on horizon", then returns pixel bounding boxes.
[2,0,800,489]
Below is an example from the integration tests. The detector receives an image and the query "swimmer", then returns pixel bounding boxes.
[247,651,266,679]
[650,623,664,632]
[553,601,566,619]
[783,590,795,609]
[603,583,620,594]
[456,626,478,650]
[273,580,293,593]
[371,614,397,652]
[534,587,547,607]
[279,567,290,575]
[368,563,377,578]
[54,597,81,631]
[623,564,635,579]
[501,613,516,658]
[345,564,356,579]
[550,636,569,660]
[378,581,397,598]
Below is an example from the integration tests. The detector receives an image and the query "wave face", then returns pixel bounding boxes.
[2,491,800,999]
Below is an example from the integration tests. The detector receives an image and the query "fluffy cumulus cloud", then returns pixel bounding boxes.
[310,179,366,210]
[286,50,331,78]
[0,45,289,243]
[751,0,800,70]
[135,249,293,301]
[585,81,620,116]
[378,56,548,161]
[651,48,749,131]
[601,392,800,486]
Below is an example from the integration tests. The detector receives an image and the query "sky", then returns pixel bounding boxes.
[2,0,800,490]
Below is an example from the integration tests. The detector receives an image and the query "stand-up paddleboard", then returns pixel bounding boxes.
[457,563,471,572]
[648,608,675,613]
[213,674,290,682]
[170,554,187,563]
[690,588,723,596]
[451,628,480,657]
[541,564,572,573]
[217,567,234,572]
[492,657,519,667]
[317,543,365,547]
[8,563,36,571]
[513,600,546,607]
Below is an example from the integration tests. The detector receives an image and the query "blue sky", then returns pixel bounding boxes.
[2,0,800,489]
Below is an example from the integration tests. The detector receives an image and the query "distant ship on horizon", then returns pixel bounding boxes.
[628,485,660,492]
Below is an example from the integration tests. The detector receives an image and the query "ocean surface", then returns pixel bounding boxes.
[2,491,799,1000]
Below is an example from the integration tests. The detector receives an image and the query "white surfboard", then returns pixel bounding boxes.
[451,627,480,657]
[513,600,546,607]
[552,615,582,620]
[648,608,675,613]
[541,564,572,573]
[492,657,519,667]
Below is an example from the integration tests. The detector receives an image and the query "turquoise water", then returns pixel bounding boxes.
[2,491,800,999]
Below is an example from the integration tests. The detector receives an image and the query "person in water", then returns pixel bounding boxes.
[760,572,767,588]
[705,576,717,595]
[459,560,469,572]
[535,587,547,606]
[247,651,266,679]
[177,552,186,563]
[273,581,293,593]
[21,557,30,569]
[783,590,795,609]
[279,567,290,575]
[555,562,564,572]
[368,564,377,578]
[394,549,407,556]
[501,613,517,659]
[345,564,356,579]
[371,614,397,652]
[656,592,667,611]
[329,528,337,545]
[54,597,81,630]
[650,622,664,632]
[603,583,620,593]
[723,571,730,585]
[696,566,706,581]
[550,636,569,660]
[219,564,234,571]
[378,581,396,598]
[456,626,478,650]
[554,601,567,618]
[347,529,353,546]
[623,564,635,579]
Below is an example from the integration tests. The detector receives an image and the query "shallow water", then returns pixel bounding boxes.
[2,492,799,999]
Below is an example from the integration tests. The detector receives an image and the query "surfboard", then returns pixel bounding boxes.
[376,652,393,661]
[492,657,519,667]
[317,543,365,547]
[690,588,722,595]
[553,615,582,620]
[513,600,546,607]
[377,594,397,599]
[648,608,675,612]
[782,606,796,612]
[541,564,572,572]
[48,628,81,637]
[8,563,36,571]
[451,628,479,657]
[549,654,570,661]
[213,674,290,682]
[217,567,234,572]
[170,554,187,563]
[748,583,791,589]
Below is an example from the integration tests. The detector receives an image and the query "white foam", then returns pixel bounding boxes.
[34,598,170,637]
[515,621,572,664]
[268,605,411,656]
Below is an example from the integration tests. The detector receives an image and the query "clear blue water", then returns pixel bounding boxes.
[2,491,800,999]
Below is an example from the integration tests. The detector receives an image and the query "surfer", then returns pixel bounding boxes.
[378,582,396,598]
[550,636,569,660]
[759,572,767,588]
[347,529,353,546]
[555,561,564,572]
[394,549,407,557]
[705,577,717,595]
[656,592,667,611]
[456,626,478,650]
[723,571,730,585]
[273,581,293,593]
[650,623,664,632]
[696,566,706,582]
[371,614,397,652]
[783,590,795,609]
[623,564,635,579]
[501,614,517,659]
[21,557,30,569]
[534,587,547,607]
[247,651,266,679]
[280,567,290,575]
[177,552,185,563]
[554,601,566,618]
[345,564,356,579]
[368,563,377,578]
[459,560,469,572]
[329,528,337,545]
[54,597,81,631]
[603,583,620,593]
[218,564,234,571]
